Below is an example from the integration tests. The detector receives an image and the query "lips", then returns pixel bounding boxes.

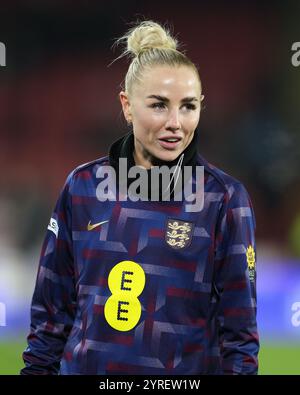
[158,135,182,149]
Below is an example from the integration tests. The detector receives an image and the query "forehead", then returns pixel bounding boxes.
[134,65,201,98]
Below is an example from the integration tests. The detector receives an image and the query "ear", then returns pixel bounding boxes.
[119,91,132,124]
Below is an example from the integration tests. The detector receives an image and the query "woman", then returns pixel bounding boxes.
[21,20,259,375]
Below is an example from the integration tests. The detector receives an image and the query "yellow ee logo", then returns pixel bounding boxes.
[104,260,146,331]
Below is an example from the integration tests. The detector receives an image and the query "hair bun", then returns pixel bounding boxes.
[126,21,177,57]
[112,20,201,97]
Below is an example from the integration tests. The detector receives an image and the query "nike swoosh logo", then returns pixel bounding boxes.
[87,220,109,231]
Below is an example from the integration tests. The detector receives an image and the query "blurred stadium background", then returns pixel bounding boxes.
[1,0,300,375]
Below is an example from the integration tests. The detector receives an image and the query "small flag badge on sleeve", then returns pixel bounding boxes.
[47,217,59,237]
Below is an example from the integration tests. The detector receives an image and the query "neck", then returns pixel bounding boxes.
[133,145,153,169]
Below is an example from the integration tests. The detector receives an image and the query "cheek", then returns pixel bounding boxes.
[134,109,164,131]
[135,116,153,133]
[184,113,200,130]
[188,111,201,127]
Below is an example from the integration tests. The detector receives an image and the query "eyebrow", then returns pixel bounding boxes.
[146,94,198,103]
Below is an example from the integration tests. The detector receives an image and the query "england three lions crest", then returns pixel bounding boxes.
[165,219,194,249]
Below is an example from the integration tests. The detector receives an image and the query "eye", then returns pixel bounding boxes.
[149,102,166,110]
[182,103,197,111]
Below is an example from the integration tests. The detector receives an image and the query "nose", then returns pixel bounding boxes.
[165,108,181,131]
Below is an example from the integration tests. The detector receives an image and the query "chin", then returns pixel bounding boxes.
[157,150,181,162]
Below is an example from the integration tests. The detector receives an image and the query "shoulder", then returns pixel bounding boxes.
[63,155,110,191]
[72,155,110,176]
[196,154,252,204]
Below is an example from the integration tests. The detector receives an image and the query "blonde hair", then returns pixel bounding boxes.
[114,20,201,96]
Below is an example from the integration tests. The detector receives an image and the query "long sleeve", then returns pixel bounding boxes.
[213,182,259,374]
[21,173,76,375]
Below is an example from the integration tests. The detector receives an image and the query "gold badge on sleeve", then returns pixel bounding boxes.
[246,245,256,281]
